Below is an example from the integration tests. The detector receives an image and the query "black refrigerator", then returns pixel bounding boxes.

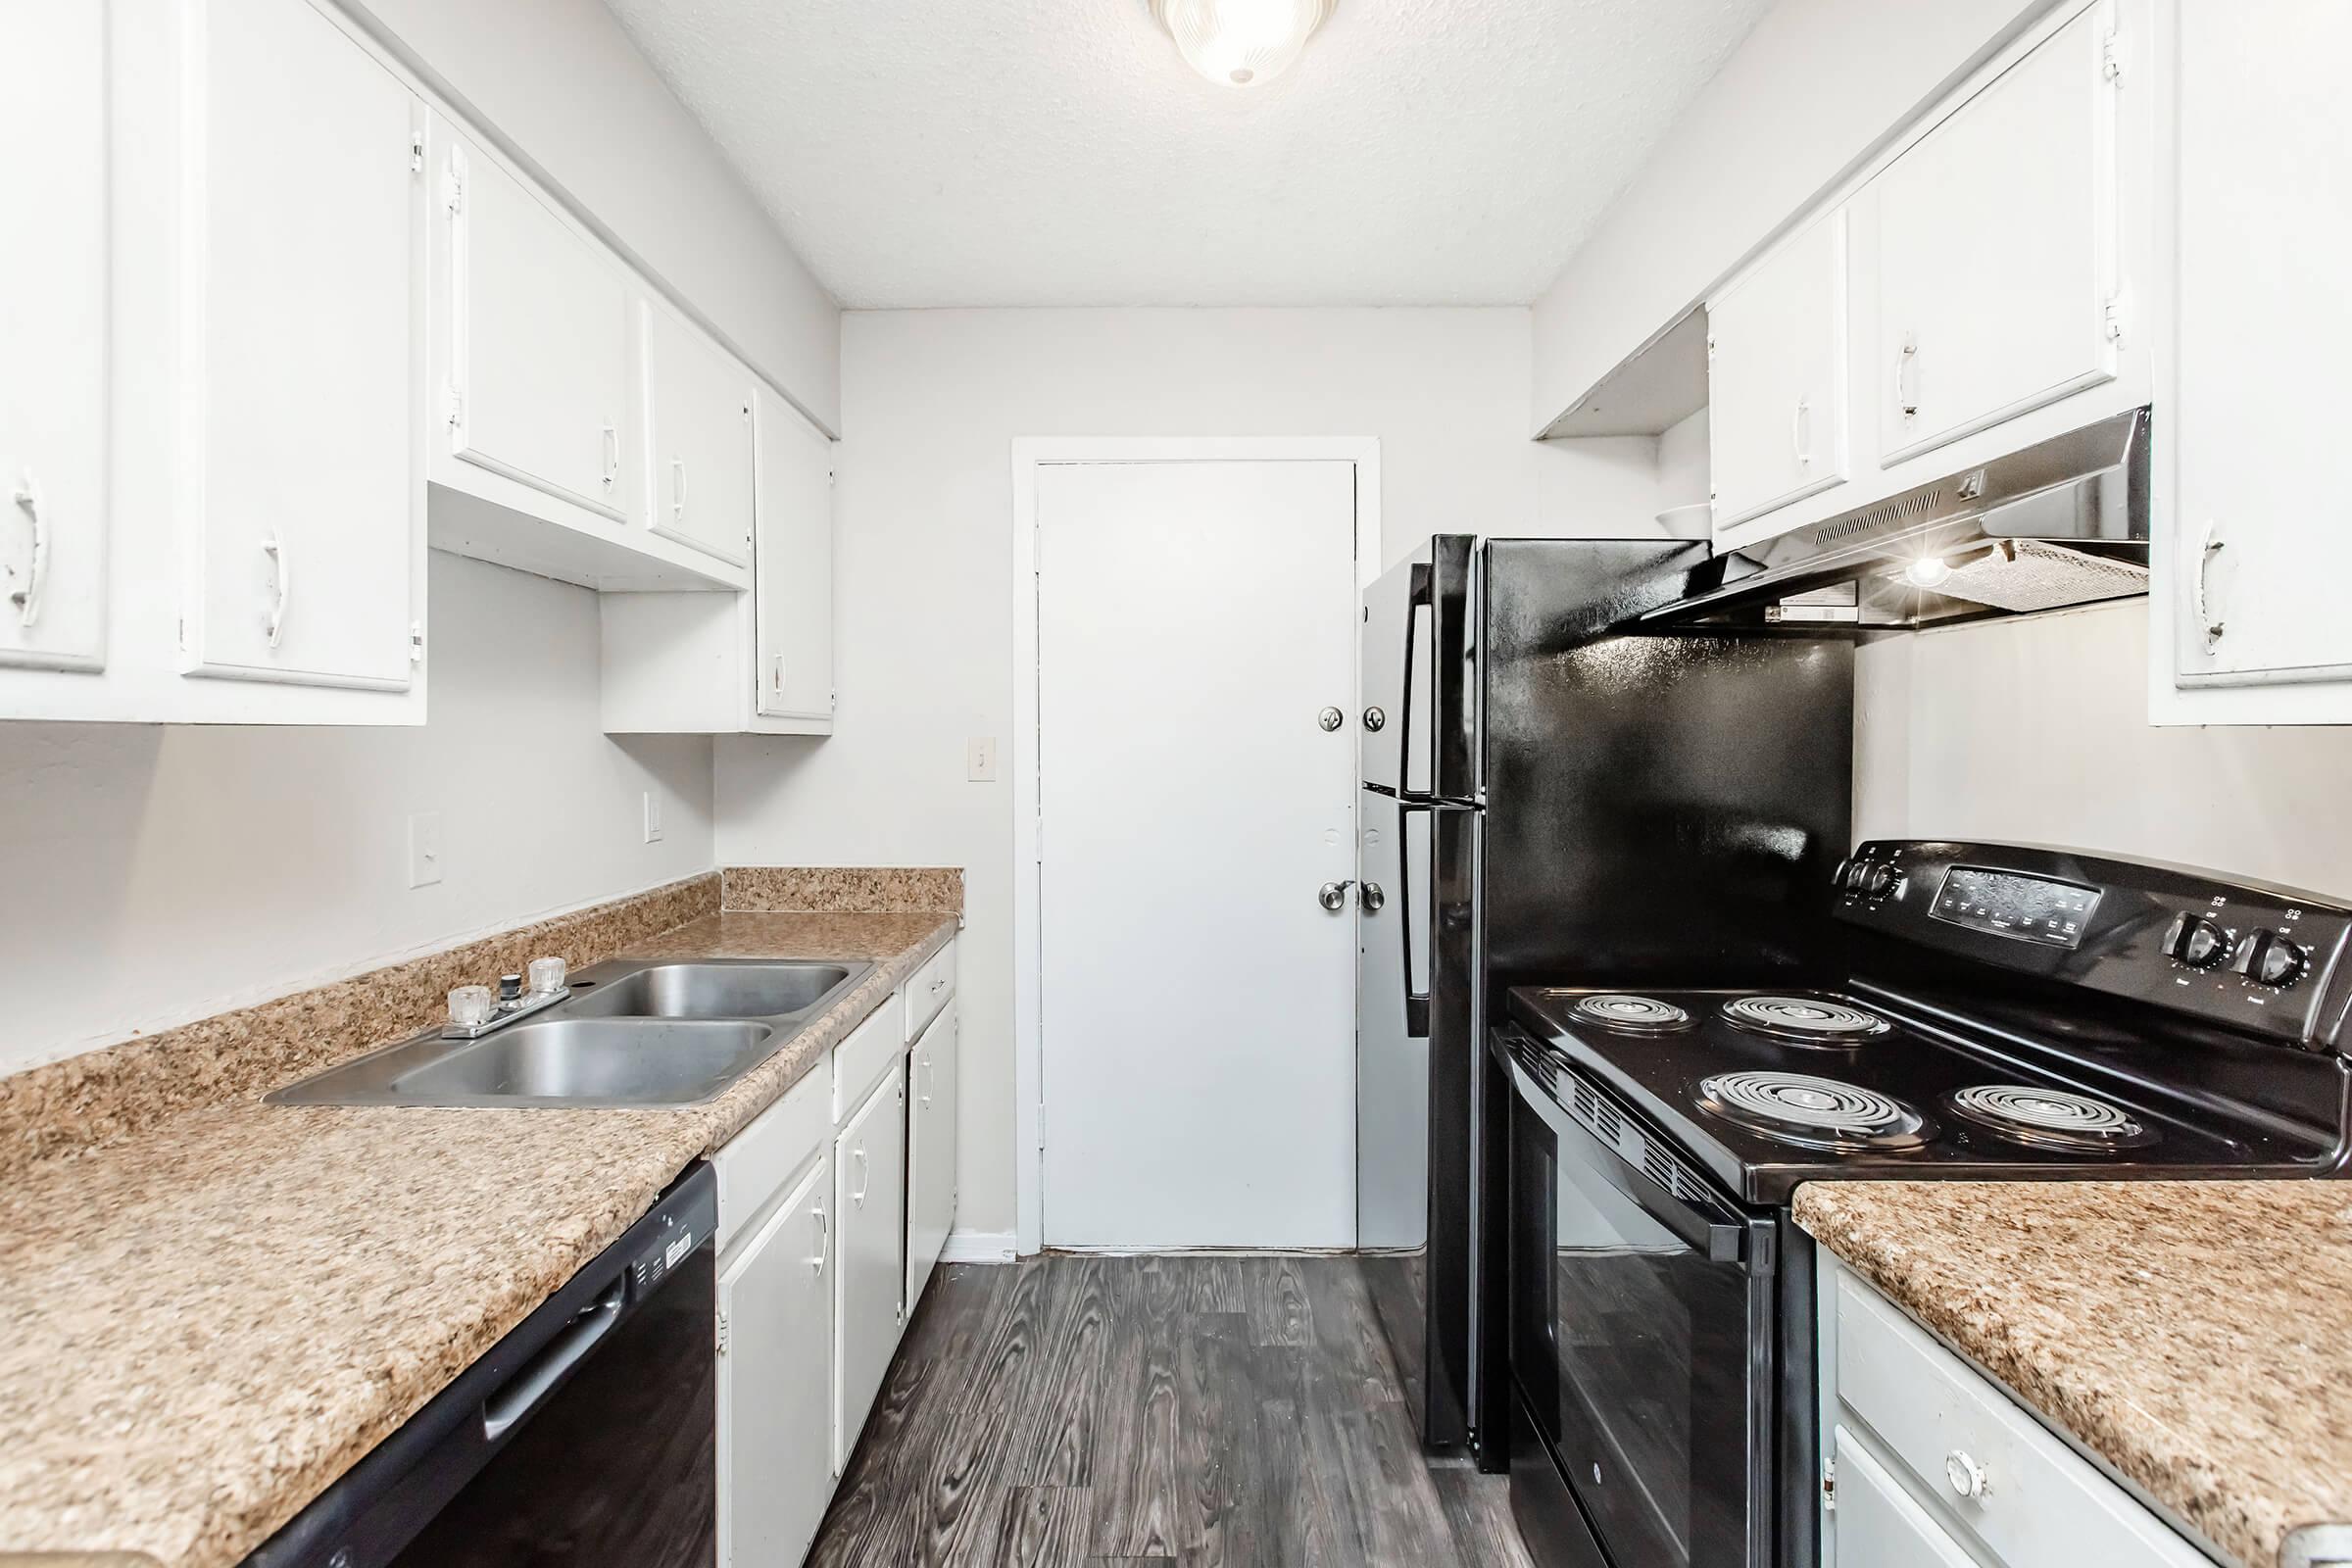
[1355,535,1853,1460]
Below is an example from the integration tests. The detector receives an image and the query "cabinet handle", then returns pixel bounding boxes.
[770,654,787,698]
[919,1054,934,1109]
[1791,397,1812,468]
[2195,519,2227,645]
[1944,1449,1990,1500]
[1894,332,1920,420]
[671,458,687,523]
[809,1200,830,1274]
[852,1145,869,1206]
[600,425,618,492]
[262,532,291,649]
[9,470,47,628]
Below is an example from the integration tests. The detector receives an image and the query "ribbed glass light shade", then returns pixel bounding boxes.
[1150,0,1337,88]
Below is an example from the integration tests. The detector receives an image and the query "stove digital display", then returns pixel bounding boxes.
[1929,866,2101,948]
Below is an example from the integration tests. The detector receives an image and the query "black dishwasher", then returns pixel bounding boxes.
[247,1163,718,1568]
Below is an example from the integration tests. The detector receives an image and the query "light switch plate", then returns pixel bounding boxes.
[967,736,999,782]
[642,790,664,844]
[407,810,443,889]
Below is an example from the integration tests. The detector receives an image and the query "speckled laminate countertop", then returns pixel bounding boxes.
[1795,1180,2352,1568]
[0,911,954,1568]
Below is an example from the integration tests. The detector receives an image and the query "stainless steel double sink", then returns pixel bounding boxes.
[267,957,875,1109]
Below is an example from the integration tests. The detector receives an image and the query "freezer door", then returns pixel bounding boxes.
[1360,535,1475,800]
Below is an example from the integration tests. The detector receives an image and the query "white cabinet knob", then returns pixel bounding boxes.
[1945,1449,1990,1500]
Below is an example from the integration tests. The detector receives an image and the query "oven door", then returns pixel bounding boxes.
[1501,1031,1777,1568]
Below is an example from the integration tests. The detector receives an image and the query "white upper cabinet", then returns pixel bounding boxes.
[0,2,109,674]
[436,120,634,524]
[2161,0,2352,713]
[643,302,757,568]
[1871,0,2122,467]
[755,386,836,723]
[1708,209,1851,531]
[181,0,423,691]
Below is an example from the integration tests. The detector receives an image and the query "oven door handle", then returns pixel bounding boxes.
[1506,1047,1755,1265]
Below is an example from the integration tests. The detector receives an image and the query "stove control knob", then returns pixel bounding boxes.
[2236,930,2310,988]
[1833,857,1860,892]
[2165,912,2231,969]
[1862,863,1902,900]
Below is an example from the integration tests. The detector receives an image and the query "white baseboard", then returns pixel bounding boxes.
[939,1228,1019,1264]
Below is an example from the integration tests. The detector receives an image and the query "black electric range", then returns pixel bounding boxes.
[1490,840,2352,1568]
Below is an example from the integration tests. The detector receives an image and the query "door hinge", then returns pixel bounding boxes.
[443,155,466,217]
[445,385,465,430]
[176,617,187,653]
[410,621,425,664]
[409,131,424,174]
[1706,334,1718,363]
[715,1308,729,1356]
[2101,28,2123,82]
[1821,1454,1837,1513]
[2104,292,2127,344]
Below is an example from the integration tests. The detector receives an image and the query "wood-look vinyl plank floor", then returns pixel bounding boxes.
[809,1255,1532,1568]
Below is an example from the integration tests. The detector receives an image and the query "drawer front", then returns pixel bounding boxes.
[1834,1426,1987,1568]
[834,998,906,1125]
[713,1063,830,1256]
[1835,1272,2214,1568]
[903,938,957,1042]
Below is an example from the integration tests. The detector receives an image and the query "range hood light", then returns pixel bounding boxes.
[1150,0,1337,88]
[1903,556,1953,589]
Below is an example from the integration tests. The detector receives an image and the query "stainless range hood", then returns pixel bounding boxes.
[1643,407,2150,629]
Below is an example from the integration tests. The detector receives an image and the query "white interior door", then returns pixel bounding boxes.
[1037,458,1359,1249]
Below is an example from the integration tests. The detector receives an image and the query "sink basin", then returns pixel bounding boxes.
[563,961,856,1021]
[264,955,877,1108]
[389,1019,776,1106]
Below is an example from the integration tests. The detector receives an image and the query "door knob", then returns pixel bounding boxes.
[1360,883,1386,913]
[1318,881,1353,911]
[1318,706,1344,731]
[1362,706,1387,732]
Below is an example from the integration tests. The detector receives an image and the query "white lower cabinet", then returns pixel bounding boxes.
[906,1009,959,1312]
[1823,1259,2216,1568]
[834,1059,909,1474]
[716,1155,833,1568]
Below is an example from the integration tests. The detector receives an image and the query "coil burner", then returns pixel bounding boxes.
[1567,994,1694,1035]
[1946,1084,2157,1152]
[1696,1070,1929,1152]
[1719,995,1892,1047]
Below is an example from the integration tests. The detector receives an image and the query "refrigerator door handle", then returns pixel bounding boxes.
[1399,799,1431,1038]
[1394,561,1429,800]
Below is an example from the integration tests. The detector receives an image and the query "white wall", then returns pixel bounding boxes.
[0,553,714,1075]
[714,306,1550,1237]
[346,0,841,431]
[1530,0,2045,433]
[1856,600,2352,898]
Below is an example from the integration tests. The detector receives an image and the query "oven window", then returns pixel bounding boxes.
[1510,1091,1756,1568]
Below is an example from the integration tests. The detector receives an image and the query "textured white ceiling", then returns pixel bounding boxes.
[599,0,1775,308]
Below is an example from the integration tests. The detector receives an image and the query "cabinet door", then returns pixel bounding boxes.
[717,1156,833,1568]
[645,303,755,567]
[906,1010,958,1312]
[444,129,632,521]
[0,0,108,672]
[1831,1428,1986,1568]
[1874,0,2120,466]
[2172,0,2352,690]
[754,386,835,721]
[1709,209,1850,530]
[185,0,421,689]
[833,1061,907,1473]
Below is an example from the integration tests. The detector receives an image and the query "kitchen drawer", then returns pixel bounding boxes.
[713,1062,829,1255]
[834,999,906,1125]
[1835,1272,2213,1568]
[1833,1425,1985,1568]
[903,938,956,1042]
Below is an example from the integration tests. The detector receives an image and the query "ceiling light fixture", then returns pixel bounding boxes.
[1150,0,1337,89]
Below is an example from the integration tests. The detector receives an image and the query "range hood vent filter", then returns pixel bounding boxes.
[1919,539,2149,613]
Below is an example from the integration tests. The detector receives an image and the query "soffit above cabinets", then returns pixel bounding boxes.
[1540,310,1709,440]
